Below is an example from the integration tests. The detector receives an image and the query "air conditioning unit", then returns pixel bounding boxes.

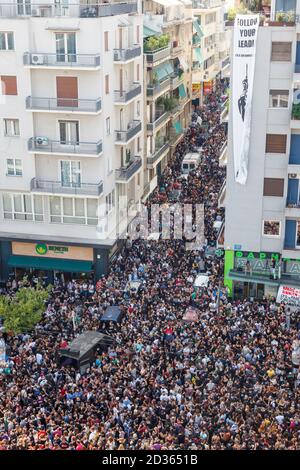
[35,136,49,146]
[31,54,45,65]
[290,173,297,179]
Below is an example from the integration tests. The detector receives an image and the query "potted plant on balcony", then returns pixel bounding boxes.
[292,103,300,120]
[268,10,296,26]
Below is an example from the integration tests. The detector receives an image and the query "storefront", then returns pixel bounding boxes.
[0,238,116,283]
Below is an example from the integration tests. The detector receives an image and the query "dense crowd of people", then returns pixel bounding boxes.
[1,80,300,450]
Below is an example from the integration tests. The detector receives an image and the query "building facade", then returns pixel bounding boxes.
[0,1,144,282]
[192,0,231,106]
[142,0,193,197]
[224,0,300,299]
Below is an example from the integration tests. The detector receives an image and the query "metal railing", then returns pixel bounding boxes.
[170,73,184,89]
[219,141,227,156]
[23,52,100,67]
[286,198,300,208]
[26,96,102,113]
[115,156,142,181]
[28,137,103,156]
[144,46,171,64]
[147,140,170,165]
[229,268,300,287]
[192,0,225,8]
[31,177,103,196]
[146,77,171,97]
[147,111,170,132]
[0,2,138,18]
[113,45,141,62]
[115,120,141,143]
[114,83,141,103]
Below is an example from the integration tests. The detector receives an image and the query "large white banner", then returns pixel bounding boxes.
[232,15,259,185]
[276,285,300,308]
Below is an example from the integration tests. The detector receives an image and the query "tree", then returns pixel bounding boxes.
[0,284,50,335]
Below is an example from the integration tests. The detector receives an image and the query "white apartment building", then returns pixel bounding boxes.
[142,0,193,196]
[192,0,231,104]
[0,1,144,282]
[223,0,300,300]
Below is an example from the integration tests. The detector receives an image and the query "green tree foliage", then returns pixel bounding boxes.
[0,284,50,334]
[144,34,170,52]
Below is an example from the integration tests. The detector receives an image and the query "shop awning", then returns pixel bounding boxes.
[178,83,186,98]
[194,47,204,64]
[193,20,204,38]
[173,121,183,134]
[8,255,93,273]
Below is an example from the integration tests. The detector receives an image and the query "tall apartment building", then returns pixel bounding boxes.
[0,1,144,282]
[192,0,231,105]
[142,0,193,196]
[223,0,300,299]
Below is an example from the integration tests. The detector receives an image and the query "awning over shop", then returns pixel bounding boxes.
[173,121,183,134]
[193,20,204,38]
[8,255,93,273]
[178,83,186,98]
[154,62,173,82]
[194,47,204,64]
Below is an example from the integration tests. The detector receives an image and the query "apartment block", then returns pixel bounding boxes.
[0,1,143,281]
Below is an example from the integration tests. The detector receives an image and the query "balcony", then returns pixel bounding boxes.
[114,83,141,104]
[146,78,171,99]
[228,268,300,288]
[30,178,103,196]
[28,137,103,157]
[23,52,100,69]
[147,111,170,133]
[113,45,141,63]
[286,199,300,218]
[171,45,184,59]
[170,129,185,147]
[221,56,230,70]
[0,2,138,18]
[218,180,226,208]
[147,140,170,167]
[291,102,300,128]
[26,96,102,114]
[170,73,184,90]
[115,120,141,144]
[145,46,171,65]
[219,141,227,166]
[115,156,142,183]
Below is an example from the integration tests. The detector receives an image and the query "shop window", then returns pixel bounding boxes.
[262,220,281,237]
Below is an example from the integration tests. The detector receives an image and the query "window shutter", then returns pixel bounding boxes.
[1,75,17,95]
[265,134,287,153]
[271,42,292,61]
[263,178,284,197]
[284,220,296,248]
[56,76,78,107]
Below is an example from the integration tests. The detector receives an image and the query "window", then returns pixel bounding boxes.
[271,42,292,61]
[137,100,140,117]
[106,190,115,214]
[60,160,81,187]
[263,178,284,197]
[106,117,110,135]
[6,158,22,176]
[297,222,300,247]
[55,32,76,62]
[269,90,289,108]
[265,134,287,153]
[263,220,281,237]
[1,75,17,95]
[136,25,140,44]
[137,136,141,152]
[4,118,19,136]
[2,193,43,221]
[205,13,216,25]
[49,196,98,225]
[104,31,109,51]
[203,55,215,70]
[105,74,109,94]
[59,120,79,144]
[0,32,14,50]
[137,63,140,82]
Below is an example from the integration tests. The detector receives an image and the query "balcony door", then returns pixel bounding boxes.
[17,0,31,15]
[60,160,81,187]
[56,33,76,63]
[59,120,79,146]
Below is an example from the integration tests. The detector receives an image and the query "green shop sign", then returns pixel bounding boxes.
[235,251,280,260]
[35,243,69,255]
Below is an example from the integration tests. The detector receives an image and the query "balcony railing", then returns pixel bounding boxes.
[170,45,183,58]
[31,178,103,196]
[170,73,184,89]
[23,52,100,68]
[144,46,171,64]
[113,45,141,62]
[222,56,230,69]
[229,268,300,288]
[147,140,170,165]
[0,2,138,18]
[114,83,141,103]
[28,137,103,156]
[286,198,300,208]
[26,96,102,113]
[115,120,141,143]
[147,111,170,132]
[146,77,171,97]
[115,156,142,182]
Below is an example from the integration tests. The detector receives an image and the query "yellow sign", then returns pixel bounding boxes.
[12,242,93,261]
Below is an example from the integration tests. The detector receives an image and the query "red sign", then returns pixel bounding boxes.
[203,81,213,95]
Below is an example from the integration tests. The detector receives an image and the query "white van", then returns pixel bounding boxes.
[181,153,201,178]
